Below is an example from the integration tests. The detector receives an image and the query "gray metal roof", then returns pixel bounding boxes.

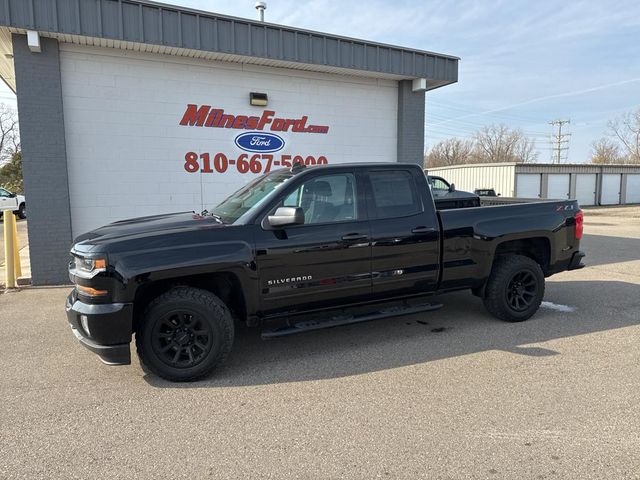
[0,0,458,88]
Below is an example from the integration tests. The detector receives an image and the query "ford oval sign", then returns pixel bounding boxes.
[234,132,285,153]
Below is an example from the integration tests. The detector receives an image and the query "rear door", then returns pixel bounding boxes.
[255,169,372,314]
[367,168,440,297]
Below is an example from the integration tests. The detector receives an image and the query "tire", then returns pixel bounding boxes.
[136,287,234,381]
[482,254,545,322]
[17,203,26,219]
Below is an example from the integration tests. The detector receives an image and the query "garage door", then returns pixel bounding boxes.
[575,174,597,206]
[516,174,541,198]
[601,174,621,205]
[626,174,640,204]
[547,174,570,199]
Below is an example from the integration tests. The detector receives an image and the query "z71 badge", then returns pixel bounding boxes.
[267,275,312,286]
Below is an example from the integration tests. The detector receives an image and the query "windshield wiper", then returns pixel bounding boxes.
[200,210,224,223]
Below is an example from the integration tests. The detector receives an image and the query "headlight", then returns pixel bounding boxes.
[71,255,107,279]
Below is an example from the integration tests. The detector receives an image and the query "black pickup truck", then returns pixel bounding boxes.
[66,163,585,381]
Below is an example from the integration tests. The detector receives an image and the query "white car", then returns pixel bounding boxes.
[0,187,26,219]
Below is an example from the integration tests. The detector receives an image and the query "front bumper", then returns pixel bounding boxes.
[65,291,133,365]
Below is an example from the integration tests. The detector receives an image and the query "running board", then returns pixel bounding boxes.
[261,302,443,339]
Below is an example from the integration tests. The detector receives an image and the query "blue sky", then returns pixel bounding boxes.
[3,0,639,162]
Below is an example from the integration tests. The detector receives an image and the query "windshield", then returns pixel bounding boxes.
[209,170,295,224]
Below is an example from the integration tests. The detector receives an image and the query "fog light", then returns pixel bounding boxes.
[80,315,90,337]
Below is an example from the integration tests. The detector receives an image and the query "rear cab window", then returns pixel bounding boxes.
[368,170,422,219]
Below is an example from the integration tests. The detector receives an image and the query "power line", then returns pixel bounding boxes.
[427,113,549,133]
[427,99,546,123]
[549,119,571,163]
[426,115,549,133]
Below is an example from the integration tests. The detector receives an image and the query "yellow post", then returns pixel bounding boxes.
[12,214,22,278]
[3,210,16,288]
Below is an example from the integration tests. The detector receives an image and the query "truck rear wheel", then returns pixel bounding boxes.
[136,287,234,381]
[482,254,545,322]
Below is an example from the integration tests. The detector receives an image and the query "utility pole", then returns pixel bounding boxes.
[549,119,571,164]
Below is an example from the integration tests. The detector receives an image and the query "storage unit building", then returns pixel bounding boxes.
[427,163,640,206]
[0,0,459,284]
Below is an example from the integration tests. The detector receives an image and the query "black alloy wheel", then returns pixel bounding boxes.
[482,254,545,322]
[505,270,538,312]
[136,287,234,382]
[151,311,213,368]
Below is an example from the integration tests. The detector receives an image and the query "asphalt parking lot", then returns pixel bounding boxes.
[1,207,639,479]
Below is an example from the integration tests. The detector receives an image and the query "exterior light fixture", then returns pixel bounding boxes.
[27,30,41,53]
[250,92,268,107]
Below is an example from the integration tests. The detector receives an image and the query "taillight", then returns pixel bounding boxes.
[574,210,583,239]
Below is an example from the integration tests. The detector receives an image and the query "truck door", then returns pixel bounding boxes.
[0,188,15,212]
[254,170,372,315]
[367,168,440,297]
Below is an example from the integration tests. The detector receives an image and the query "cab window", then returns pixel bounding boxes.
[283,173,358,224]
[369,170,421,219]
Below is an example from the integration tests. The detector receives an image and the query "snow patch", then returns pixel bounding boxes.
[541,301,575,313]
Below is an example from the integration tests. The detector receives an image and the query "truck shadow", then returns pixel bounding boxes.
[580,234,640,267]
[144,278,640,388]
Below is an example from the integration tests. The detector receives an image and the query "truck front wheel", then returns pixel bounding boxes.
[482,255,545,322]
[136,287,234,381]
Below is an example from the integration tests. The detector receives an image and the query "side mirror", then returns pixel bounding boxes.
[449,183,456,192]
[9,192,16,198]
[268,207,304,227]
[497,193,501,197]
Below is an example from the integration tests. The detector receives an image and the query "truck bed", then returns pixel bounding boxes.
[478,196,558,207]
[436,199,580,291]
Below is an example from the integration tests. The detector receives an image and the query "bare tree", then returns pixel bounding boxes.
[474,125,519,163]
[607,108,640,164]
[425,138,474,168]
[473,124,534,163]
[474,125,538,163]
[590,137,622,164]
[0,103,19,165]
[425,125,539,168]
[515,136,539,163]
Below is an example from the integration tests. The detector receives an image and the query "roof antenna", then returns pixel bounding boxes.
[255,2,267,22]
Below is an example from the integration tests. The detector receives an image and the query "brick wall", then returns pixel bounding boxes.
[397,80,426,165]
[13,34,72,285]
